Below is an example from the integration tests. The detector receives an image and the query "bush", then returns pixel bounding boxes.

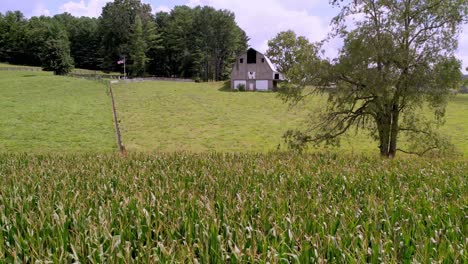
[237,83,246,91]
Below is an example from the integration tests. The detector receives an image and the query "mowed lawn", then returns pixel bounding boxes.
[113,81,311,152]
[442,95,468,154]
[113,81,468,155]
[0,71,115,153]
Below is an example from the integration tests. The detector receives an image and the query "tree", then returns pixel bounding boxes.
[164,6,197,78]
[129,16,147,76]
[266,30,316,77]
[41,34,74,75]
[0,4,247,79]
[282,0,467,158]
[54,13,101,70]
[37,19,73,75]
[192,6,248,81]
[99,0,153,72]
[148,11,171,76]
[0,11,28,64]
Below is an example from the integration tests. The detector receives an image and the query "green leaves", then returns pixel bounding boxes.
[0,153,465,262]
[266,30,321,81]
[129,16,147,77]
[282,0,468,157]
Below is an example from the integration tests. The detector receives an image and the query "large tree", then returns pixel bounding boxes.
[54,13,101,70]
[266,30,316,76]
[21,16,74,74]
[129,16,147,76]
[155,6,248,80]
[282,0,467,157]
[0,11,28,64]
[99,0,153,72]
[192,6,248,81]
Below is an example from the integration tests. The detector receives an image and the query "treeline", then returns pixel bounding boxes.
[0,0,248,80]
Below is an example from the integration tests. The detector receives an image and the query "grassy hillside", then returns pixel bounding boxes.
[441,95,468,154]
[113,81,315,152]
[113,81,468,156]
[0,71,115,153]
[0,153,465,262]
[1,71,466,155]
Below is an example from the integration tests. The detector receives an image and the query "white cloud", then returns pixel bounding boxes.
[456,24,468,74]
[59,0,110,17]
[32,3,50,17]
[59,0,167,17]
[155,5,171,13]
[185,0,330,55]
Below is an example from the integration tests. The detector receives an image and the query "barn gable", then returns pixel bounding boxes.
[231,48,284,91]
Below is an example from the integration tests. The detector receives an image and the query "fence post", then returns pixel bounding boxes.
[108,82,126,154]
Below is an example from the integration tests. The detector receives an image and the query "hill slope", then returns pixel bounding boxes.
[113,81,468,156]
[0,71,115,153]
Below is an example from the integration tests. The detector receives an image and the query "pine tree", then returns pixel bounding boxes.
[129,16,147,77]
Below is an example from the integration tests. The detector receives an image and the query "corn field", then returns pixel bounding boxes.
[0,153,466,263]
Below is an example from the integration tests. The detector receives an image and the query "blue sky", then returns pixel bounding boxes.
[1,0,467,73]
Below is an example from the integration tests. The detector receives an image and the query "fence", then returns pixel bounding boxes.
[116,77,194,83]
[0,67,42,72]
[108,83,126,154]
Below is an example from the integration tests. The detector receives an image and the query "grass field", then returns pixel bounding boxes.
[0,153,465,262]
[113,81,468,156]
[1,70,466,156]
[0,71,115,153]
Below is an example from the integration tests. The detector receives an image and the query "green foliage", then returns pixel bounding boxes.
[0,2,247,80]
[0,152,466,262]
[0,13,74,74]
[40,25,74,75]
[236,83,246,91]
[0,11,27,64]
[153,6,248,80]
[282,0,468,158]
[54,13,101,70]
[99,0,153,72]
[129,16,147,76]
[266,30,318,78]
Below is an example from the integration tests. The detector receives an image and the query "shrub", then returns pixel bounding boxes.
[237,83,246,91]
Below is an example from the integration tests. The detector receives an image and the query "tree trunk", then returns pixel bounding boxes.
[388,105,400,158]
[377,114,391,157]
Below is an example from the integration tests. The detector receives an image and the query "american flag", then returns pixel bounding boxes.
[117,59,125,64]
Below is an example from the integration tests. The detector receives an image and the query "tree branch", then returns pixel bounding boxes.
[397,146,438,156]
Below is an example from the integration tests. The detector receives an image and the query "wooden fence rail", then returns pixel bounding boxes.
[108,83,126,154]
[0,67,42,72]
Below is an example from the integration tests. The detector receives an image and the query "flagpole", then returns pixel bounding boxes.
[123,56,126,79]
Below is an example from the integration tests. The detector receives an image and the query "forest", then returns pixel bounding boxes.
[0,0,249,80]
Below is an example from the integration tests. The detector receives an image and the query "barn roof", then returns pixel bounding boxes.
[246,48,280,73]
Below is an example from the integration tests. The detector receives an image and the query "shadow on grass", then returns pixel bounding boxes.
[218,81,234,92]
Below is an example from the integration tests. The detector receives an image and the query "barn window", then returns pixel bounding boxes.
[261,58,265,63]
[240,58,244,63]
[274,73,280,80]
[247,49,257,64]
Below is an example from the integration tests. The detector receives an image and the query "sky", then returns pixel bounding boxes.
[1,0,467,73]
